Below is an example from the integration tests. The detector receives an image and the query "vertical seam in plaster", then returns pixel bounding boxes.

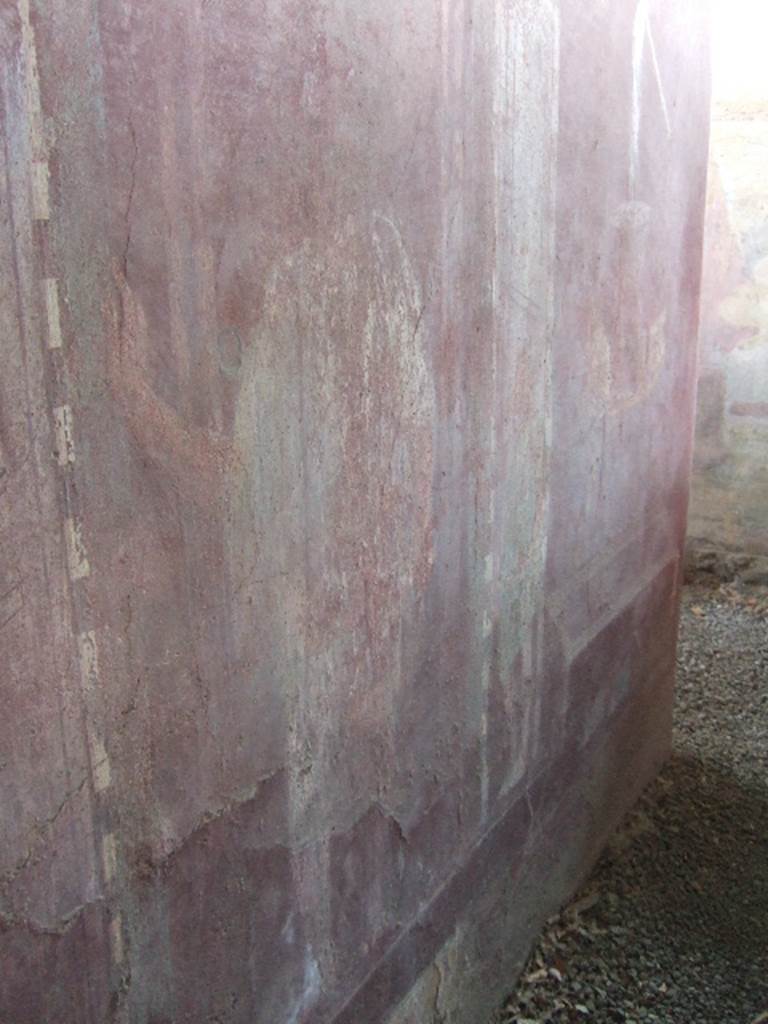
[101,832,118,884]
[19,0,109,793]
[64,515,91,580]
[52,403,75,466]
[631,0,649,194]
[44,277,63,348]
[646,15,672,137]
[77,629,100,689]
[18,0,122,987]
[31,159,50,220]
[109,913,125,965]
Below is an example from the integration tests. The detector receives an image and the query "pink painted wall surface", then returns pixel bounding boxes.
[1,2,708,1022]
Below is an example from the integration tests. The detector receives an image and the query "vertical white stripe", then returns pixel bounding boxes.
[44,278,63,349]
[77,630,100,689]
[631,0,649,192]
[31,161,50,220]
[647,18,672,137]
[90,732,112,792]
[101,833,118,883]
[53,405,75,466]
[65,516,90,579]
[109,914,125,964]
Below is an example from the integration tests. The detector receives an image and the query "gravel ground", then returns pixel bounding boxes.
[492,582,768,1024]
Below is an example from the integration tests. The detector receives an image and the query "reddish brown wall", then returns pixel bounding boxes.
[1,2,709,1022]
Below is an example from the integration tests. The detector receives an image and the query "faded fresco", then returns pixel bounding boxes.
[690,100,768,555]
[0,2,709,1022]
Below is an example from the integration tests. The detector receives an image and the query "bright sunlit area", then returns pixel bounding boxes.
[712,0,768,101]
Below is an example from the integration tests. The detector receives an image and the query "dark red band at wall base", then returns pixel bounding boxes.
[327,637,675,1024]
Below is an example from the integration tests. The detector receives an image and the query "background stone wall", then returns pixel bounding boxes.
[689,101,768,560]
[689,0,768,564]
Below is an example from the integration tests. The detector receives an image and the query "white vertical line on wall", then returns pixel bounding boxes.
[44,278,63,349]
[18,0,50,219]
[77,630,101,690]
[646,18,672,137]
[109,914,125,964]
[631,0,649,193]
[17,0,43,136]
[64,516,91,579]
[101,833,118,883]
[52,404,76,466]
[19,0,121,964]
[89,732,112,793]
[31,161,50,220]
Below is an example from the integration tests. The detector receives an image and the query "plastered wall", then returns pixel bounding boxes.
[0,3,709,1022]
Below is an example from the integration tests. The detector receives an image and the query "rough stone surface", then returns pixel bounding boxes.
[741,559,768,586]
[684,543,768,584]
[1,2,708,1021]
[491,585,768,1024]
